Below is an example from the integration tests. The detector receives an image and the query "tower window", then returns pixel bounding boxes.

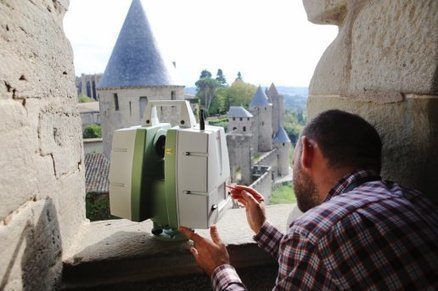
[247,117,250,121]
[129,101,132,116]
[171,91,176,100]
[114,93,119,111]
[139,96,148,119]
[240,117,243,121]
[243,126,246,132]
[233,117,235,121]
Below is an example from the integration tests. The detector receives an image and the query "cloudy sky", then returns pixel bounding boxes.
[64,0,337,87]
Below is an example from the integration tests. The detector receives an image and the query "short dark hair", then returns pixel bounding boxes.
[302,110,382,173]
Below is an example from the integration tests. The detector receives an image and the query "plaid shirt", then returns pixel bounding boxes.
[212,170,438,290]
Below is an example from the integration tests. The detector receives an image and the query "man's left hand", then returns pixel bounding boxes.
[179,225,230,276]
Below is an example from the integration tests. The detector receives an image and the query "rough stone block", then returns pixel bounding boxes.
[307,0,438,96]
[0,100,38,219]
[303,0,347,25]
[0,199,62,290]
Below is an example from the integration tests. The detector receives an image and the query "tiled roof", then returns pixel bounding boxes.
[98,0,182,89]
[85,153,109,193]
[227,106,253,118]
[273,126,291,144]
[249,86,270,108]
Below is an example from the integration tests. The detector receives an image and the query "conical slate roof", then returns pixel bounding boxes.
[273,126,291,144]
[98,0,182,89]
[249,86,270,108]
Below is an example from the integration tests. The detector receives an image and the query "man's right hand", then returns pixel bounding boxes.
[229,185,266,234]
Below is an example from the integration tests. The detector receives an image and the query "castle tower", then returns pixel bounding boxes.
[266,83,284,136]
[227,106,253,134]
[249,86,273,152]
[273,126,291,177]
[97,0,184,159]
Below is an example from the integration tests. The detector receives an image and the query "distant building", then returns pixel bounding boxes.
[76,73,102,100]
[226,83,291,200]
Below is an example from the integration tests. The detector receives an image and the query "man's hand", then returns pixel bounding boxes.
[229,185,266,234]
[179,225,230,276]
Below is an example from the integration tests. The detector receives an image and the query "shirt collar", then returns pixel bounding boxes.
[323,170,380,202]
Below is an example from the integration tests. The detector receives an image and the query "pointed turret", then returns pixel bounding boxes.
[97,0,185,159]
[274,125,291,177]
[249,86,270,108]
[266,83,279,99]
[273,126,291,144]
[98,0,181,89]
[249,86,272,152]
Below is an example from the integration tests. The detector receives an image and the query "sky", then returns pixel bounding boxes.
[63,0,338,87]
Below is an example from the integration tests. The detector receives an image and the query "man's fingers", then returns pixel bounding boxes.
[241,190,262,205]
[179,226,203,244]
[190,247,198,257]
[210,225,222,245]
[233,185,265,202]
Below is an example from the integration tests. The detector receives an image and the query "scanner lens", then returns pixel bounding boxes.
[155,135,166,158]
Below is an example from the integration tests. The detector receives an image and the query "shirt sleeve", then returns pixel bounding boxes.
[211,264,247,291]
[253,221,284,260]
[274,229,332,290]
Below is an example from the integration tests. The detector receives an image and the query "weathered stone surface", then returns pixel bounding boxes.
[62,204,294,289]
[0,0,86,289]
[0,199,62,291]
[0,100,38,219]
[305,0,438,204]
[305,0,438,96]
[303,0,347,25]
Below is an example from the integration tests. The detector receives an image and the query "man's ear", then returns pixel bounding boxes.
[300,136,315,171]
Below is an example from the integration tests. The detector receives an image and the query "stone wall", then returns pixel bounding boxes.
[250,166,273,201]
[254,149,278,177]
[304,0,438,203]
[0,0,86,289]
[98,86,185,158]
[226,134,252,184]
[84,138,103,154]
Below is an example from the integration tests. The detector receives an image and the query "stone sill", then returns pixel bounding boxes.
[62,204,295,289]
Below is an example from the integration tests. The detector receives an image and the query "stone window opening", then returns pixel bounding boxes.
[129,101,132,116]
[114,93,119,111]
[139,96,148,119]
[243,126,246,132]
[171,90,176,100]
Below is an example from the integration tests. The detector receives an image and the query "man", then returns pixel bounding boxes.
[180,110,438,290]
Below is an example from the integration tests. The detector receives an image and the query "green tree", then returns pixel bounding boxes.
[227,80,256,108]
[195,70,220,111]
[215,69,227,86]
[283,109,304,145]
[199,69,212,79]
[209,87,228,115]
[83,124,102,138]
[78,95,95,103]
[235,71,243,81]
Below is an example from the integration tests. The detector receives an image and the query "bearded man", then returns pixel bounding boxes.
[180,110,438,290]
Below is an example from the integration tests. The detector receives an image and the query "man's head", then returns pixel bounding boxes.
[293,110,382,212]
